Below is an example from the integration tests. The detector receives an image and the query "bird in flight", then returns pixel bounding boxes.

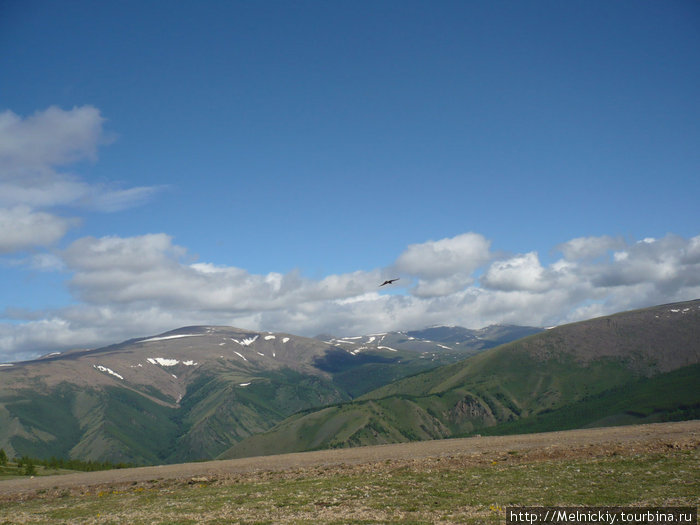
[379,278,400,287]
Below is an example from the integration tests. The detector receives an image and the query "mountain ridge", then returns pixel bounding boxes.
[0,322,534,463]
[219,299,700,459]
[2,300,697,465]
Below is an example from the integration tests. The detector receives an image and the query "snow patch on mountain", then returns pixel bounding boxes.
[141,334,203,343]
[147,357,178,366]
[94,365,124,380]
[146,357,198,367]
[669,307,694,313]
[232,335,258,346]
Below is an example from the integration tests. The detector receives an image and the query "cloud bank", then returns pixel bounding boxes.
[1,105,698,362]
[2,230,699,362]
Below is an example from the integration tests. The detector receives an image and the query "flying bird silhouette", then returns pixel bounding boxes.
[379,278,400,287]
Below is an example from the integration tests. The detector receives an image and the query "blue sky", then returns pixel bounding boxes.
[1,0,699,361]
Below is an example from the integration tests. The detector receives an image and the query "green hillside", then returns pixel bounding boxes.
[166,368,349,463]
[1,324,523,464]
[220,300,700,459]
[474,363,700,436]
[0,368,350,465]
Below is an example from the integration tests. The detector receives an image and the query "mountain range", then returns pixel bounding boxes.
[220,299,700,459]
[1,300,697,465]
[0,322,538,464]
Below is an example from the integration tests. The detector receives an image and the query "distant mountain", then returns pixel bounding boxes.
[406,324,542,347]
[0,327,343,464]
[219,300,700,460]
[0,324,536,464]
[313,325,542,396]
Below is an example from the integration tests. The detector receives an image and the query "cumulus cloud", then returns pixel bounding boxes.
[0,106,161,255]
[591,235,700,293]
[0,206,78,254]
[395,232,491,278]
[63,234,380,312]
[1,231,699,361]
[0,105,104,171]
[0,106,105,210]
[557,235,626,261]
[481,252,548,292]
[394,232,491,297]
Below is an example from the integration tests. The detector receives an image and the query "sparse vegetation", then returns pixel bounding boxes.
[0,455,134,481]
[0,424,697,524]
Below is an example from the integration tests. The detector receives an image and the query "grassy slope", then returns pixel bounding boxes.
[473,363,700,436]
[1,384,180,465]
[0,384,84,460]
[0,366,351,465]
[167,369,349,463]
[221,301,700,459]
[221,348,642,458]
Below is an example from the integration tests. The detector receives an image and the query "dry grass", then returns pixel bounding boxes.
[1,429,697,524]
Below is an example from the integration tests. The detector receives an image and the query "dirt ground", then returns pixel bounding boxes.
[1,420,698,501]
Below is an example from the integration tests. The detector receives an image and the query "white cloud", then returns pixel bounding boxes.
[1,231,699,361]
[481,252,548,292]
[63,234,186,272]
[74,184,164,213]
[0,106,106,210]
[62,234,380,311]
[0,106,162,256]
[590,235,698,288]
[557,235,625,261]
[0,206,78,254]
[0,105,104,171]
[394,232,491,278]
[394,232,491,297]
[410,275,478,298]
